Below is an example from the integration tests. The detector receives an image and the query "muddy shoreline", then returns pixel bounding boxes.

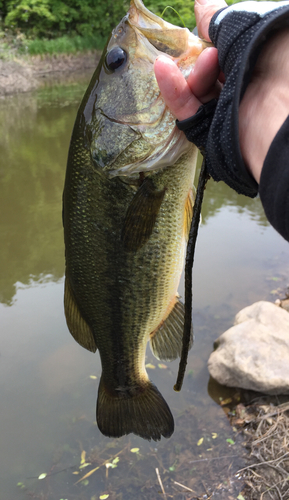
[0,51,101,95]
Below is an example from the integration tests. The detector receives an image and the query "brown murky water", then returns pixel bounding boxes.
[1,79,289,500]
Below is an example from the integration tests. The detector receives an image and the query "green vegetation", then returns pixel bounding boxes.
[0,0,129,39]
[0,0,278,56]
[147,0,196,30]
[0,0,130,55]
[22,34,104,55]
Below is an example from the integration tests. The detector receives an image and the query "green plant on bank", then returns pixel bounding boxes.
[0,0,280,56]
[21,34,106,55]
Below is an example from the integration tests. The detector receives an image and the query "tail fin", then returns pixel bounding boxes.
[96,378,174,441]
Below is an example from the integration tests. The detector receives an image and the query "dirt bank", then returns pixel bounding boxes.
[0,51,101,95]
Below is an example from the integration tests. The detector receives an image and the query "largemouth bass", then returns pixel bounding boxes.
[63,0,207,441]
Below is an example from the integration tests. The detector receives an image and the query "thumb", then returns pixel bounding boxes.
[195,0,228,41]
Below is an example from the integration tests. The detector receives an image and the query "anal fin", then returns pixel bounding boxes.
[121,177,166,252]
[150,298,193,361]
[64,275,97,353]
[184,188,195,241]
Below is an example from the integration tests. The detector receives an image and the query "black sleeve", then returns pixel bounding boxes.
[259,115,289,242]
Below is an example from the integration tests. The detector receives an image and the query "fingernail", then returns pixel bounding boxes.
[155,55,175,67]
[195,0,208,4]
[156,55,173,63]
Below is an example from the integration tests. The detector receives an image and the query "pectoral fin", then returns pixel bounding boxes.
[64,275,97,353]
[150,298,193,361]
[121,177,166,252]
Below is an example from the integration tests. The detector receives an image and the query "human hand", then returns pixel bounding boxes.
[154,0,227,121]
[156,0,289,200]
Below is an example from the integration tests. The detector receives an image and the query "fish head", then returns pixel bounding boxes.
[80,0,209,178]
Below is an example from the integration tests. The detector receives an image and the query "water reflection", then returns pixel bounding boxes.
[0,84,88,304]
[201,170,270,227]
[1,81,289,500]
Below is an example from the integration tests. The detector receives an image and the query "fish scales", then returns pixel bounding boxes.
[63,0,207,440]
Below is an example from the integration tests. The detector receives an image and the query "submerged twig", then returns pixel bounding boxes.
[26,464,78,480]
[173,480,195,492]
[174,159,210,391]
[156,467,167,498]
[189,454,239,464]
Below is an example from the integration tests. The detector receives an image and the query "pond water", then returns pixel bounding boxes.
[1,77,289,500]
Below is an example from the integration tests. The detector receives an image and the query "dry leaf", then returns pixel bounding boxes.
[220,398,232,406]
[80,450,86,465]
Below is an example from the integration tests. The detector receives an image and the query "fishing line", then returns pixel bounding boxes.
[160,6,186,27]
[174,158,210,392]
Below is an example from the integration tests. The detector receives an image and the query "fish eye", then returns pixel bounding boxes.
[105,47,127,71]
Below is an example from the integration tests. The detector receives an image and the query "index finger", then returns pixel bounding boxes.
[154,56,202,121]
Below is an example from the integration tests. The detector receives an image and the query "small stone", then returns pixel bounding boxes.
[279,298,289,313]
[208,301,289,394]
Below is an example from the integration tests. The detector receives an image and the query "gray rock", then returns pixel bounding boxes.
[208,301,289,395]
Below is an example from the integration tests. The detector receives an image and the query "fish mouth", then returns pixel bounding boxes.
[128,0,188,40]
[128,0,207,64]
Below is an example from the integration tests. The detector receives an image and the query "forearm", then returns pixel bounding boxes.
[239,28,289,183]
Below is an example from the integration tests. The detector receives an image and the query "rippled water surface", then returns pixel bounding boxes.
[1,79,289,500]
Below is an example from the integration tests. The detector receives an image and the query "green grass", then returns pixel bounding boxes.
[19,34,106,56]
